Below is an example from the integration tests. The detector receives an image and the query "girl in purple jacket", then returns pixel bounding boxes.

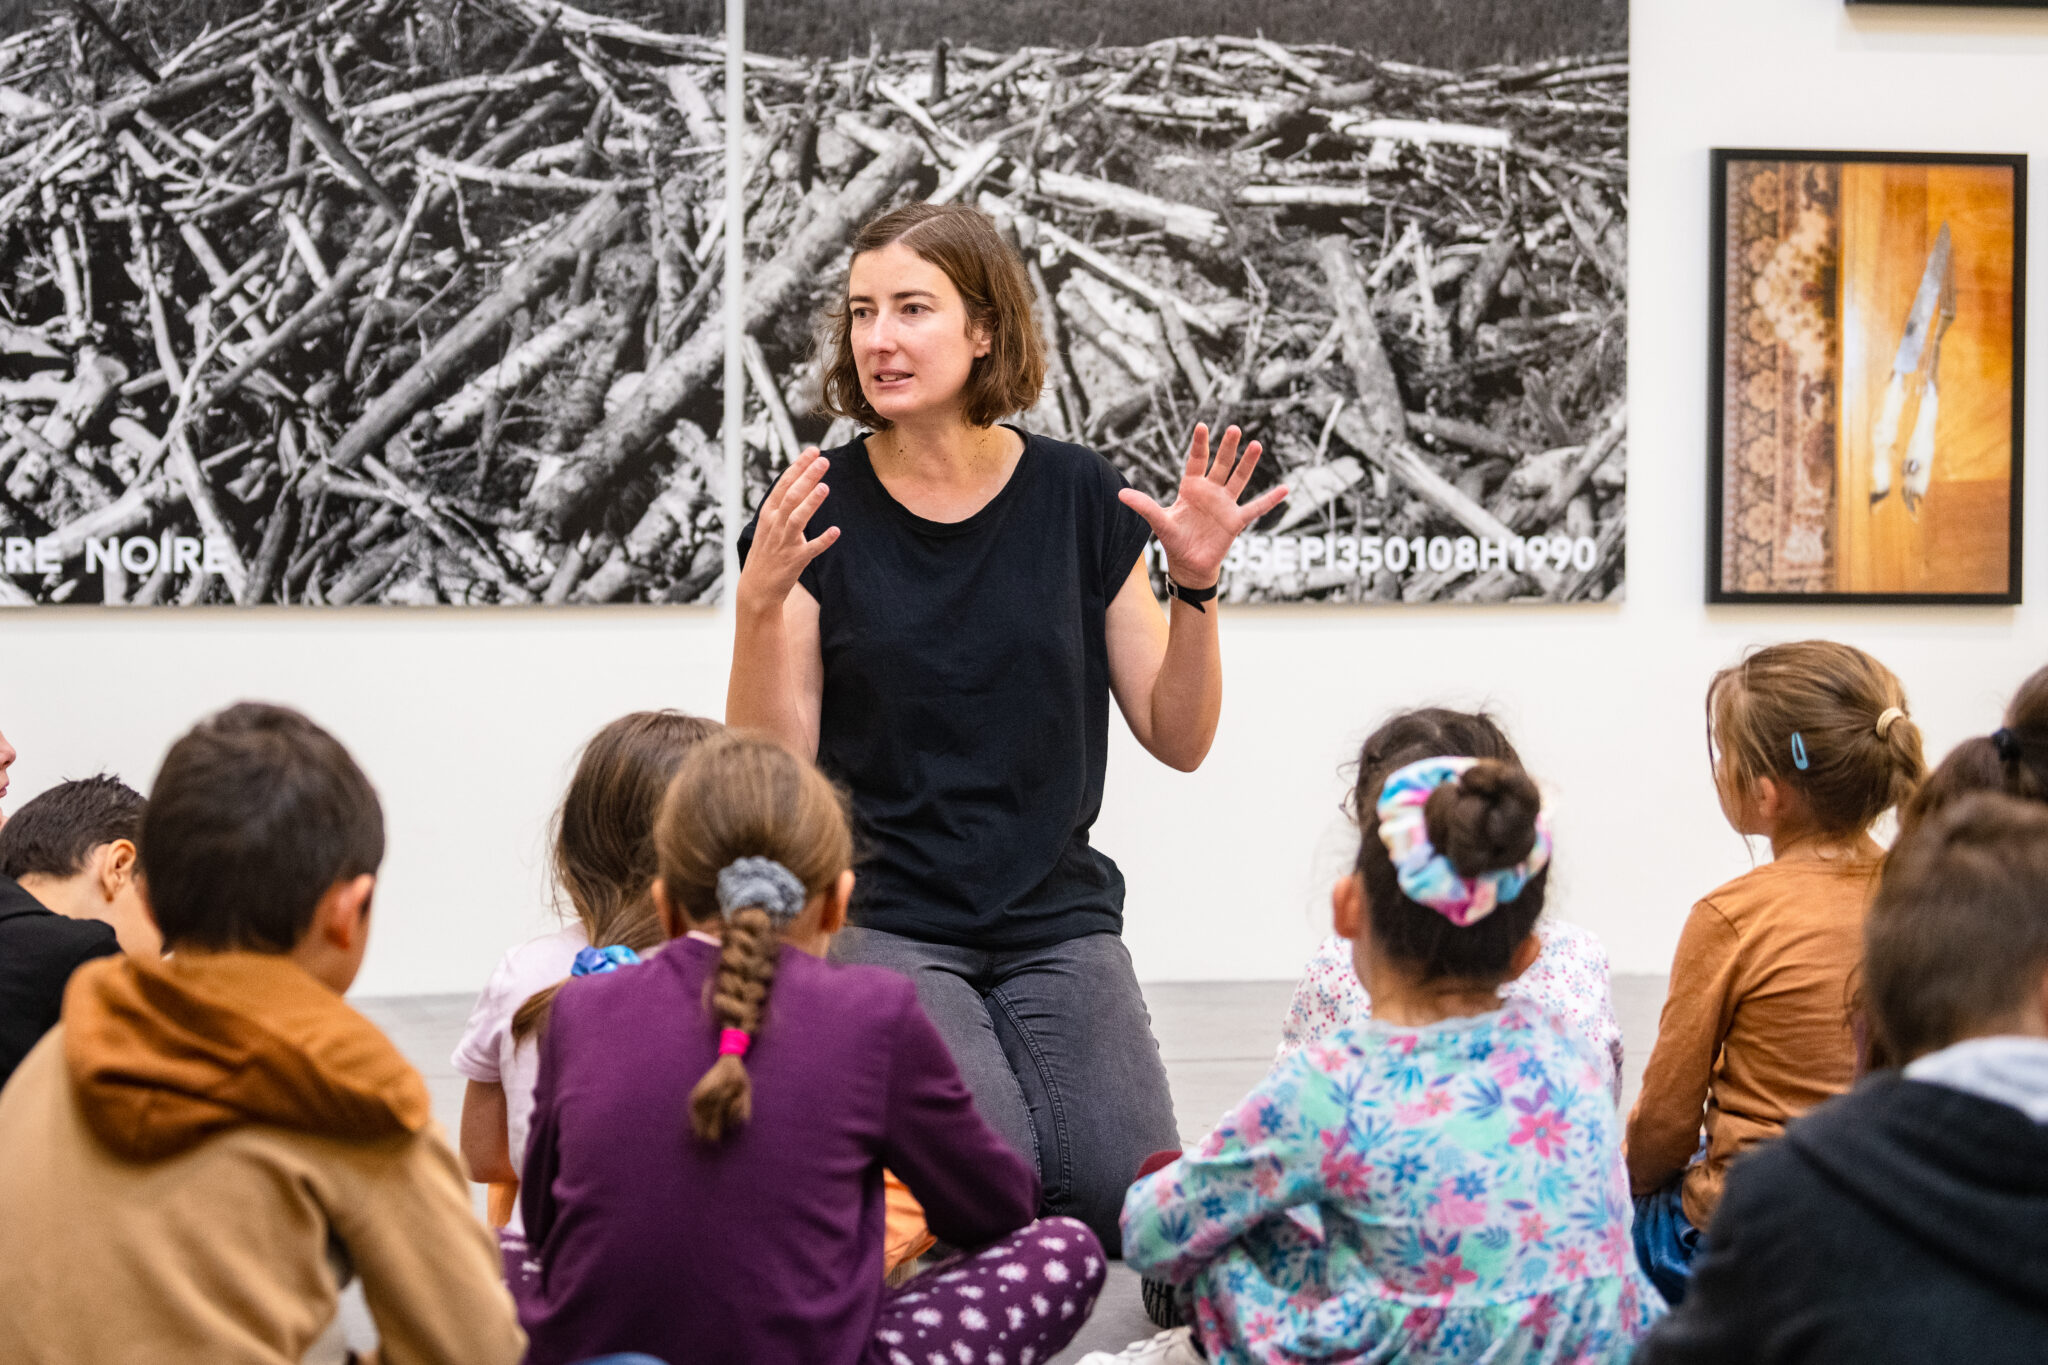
[520,733,1105,1365]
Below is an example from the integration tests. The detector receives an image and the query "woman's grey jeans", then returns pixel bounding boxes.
[831,925,1181,1257]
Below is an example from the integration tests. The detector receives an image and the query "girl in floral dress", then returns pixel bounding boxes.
[1279,710,1625,1101]
[1100,748,1662,1365]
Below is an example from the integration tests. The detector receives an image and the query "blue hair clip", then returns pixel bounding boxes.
[1790,732,1810,771]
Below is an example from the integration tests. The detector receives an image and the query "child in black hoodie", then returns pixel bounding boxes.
[1638,789,2048,1364]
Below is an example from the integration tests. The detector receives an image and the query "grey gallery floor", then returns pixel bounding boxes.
[338,975,1668,1364]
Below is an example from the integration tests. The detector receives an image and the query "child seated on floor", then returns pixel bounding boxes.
[1103,753,1662,1365]
[517,733,1105,1365]
[1279,708,1624,1100]
[0,775,153,1090]
[1627,641,1924,1304]
[1897,661,2046,838]
[0,703,522,1363]
[1637,791,2048,1364]
[1851,663,2048,1071]
[454,710,722,1301]
[456,712,938,1307]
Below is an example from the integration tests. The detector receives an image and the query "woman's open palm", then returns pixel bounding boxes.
[737,447,839,613]
[1118,424,1288,587]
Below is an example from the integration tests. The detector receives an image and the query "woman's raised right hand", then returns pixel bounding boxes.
[737,447,840,615]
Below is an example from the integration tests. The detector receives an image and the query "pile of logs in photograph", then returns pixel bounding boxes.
[0,0,1625,606]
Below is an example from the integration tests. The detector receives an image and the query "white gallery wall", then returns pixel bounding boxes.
[2,0,2044,996]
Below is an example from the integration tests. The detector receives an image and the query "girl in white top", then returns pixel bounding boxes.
[453,711,721,1295]
[1281,919,1624,1099]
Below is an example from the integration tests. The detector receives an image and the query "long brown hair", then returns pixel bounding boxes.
[653,733,852,1143]
[1707,641,1926,837]
[817,202,1047,430]
[510,711,722,1043]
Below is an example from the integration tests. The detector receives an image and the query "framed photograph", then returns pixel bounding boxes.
[1708,149,2026,604]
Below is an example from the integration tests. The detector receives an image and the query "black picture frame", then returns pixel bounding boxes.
[1707,148,2027,605]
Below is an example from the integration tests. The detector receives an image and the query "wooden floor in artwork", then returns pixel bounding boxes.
[1835,162,2015,597]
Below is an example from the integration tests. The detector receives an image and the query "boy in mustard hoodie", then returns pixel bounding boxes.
[0,702,523,1365]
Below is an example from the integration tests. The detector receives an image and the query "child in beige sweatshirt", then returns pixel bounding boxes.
[0,703,522,1365]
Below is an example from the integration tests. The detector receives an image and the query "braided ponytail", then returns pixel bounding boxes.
[654,734,852,1146]
[689,905,781,1141]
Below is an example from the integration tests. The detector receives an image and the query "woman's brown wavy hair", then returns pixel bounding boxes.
[817,202,1046,431]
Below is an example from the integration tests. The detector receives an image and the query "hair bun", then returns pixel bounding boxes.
[1423,759,1542,878]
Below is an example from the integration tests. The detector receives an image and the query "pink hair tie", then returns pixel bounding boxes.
[718,1028,752,1058]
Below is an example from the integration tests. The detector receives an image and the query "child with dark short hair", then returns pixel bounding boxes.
[1627,641,1924,1303]
[1638,791,2048,1364]
[1100,749,1660,1365]
[0,703,522,1364]
[0,774,148,1089]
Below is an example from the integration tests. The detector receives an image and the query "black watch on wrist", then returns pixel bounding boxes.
[1165,577,1219,613]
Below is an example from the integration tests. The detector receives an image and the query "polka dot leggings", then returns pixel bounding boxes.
[872,1216,1106,1365]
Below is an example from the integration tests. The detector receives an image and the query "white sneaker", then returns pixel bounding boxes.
[1074,1327,1204,1364]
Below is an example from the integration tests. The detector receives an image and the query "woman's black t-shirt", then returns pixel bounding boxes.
[741,428,1152,951]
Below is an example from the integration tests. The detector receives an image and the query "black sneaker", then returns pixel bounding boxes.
[1140,1275,1184,1330]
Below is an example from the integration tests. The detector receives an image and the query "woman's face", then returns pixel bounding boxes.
[0,725,14,823]
[846,241,988,425]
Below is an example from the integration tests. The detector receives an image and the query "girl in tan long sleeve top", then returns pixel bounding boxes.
[1627,642,1925,1294]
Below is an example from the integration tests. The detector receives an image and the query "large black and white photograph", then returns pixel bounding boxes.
[739,0,1628,604]
[1,0,730,604]
[2,0,1625,606]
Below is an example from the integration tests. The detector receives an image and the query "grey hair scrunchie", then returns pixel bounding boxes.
[716,857,807,925]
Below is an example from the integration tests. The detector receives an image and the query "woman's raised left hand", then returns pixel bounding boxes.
[1118,423,1288,589]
